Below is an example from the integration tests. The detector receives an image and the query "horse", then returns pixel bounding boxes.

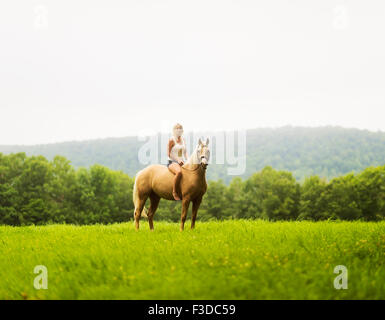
[133,138,210,231]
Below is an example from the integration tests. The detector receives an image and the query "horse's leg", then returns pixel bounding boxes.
[134,196,147,230]
[180,198,190,231]
[148,193,160,231]
[191,196,202,229]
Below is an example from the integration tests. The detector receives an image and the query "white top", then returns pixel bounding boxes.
[168,136,186,161]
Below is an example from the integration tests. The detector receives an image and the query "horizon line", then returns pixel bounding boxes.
[0,124,384,147]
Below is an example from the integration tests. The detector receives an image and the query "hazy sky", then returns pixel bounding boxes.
[1,0,384,145]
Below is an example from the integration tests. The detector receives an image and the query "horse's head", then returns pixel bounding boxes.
[197,138,210,170]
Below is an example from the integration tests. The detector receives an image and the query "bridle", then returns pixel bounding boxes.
[198,145,210,168]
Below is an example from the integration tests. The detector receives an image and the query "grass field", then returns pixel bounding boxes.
[1,220,385,300]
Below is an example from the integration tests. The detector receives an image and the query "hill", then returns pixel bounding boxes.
[1,126,385,182]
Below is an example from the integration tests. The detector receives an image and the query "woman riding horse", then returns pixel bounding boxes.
[133,133,210,231]
[167,123,188,200]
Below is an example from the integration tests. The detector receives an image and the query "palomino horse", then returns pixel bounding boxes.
[133,138,210,231]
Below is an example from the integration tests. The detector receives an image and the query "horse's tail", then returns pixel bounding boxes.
[133,176,148,219]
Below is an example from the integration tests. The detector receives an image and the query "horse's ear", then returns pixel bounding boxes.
[198,138,202,146]
[206,138,209,146]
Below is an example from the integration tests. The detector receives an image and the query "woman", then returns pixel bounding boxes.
[167,123,188,200]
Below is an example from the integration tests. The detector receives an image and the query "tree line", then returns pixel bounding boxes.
[2,126,385,183]
[1,152,384,225]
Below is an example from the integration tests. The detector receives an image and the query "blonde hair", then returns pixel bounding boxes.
[172,123,183,138]
[173,123,183,130]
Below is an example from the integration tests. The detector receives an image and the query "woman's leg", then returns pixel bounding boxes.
[168,163,182,200]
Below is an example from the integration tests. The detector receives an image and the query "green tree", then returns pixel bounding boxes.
[298,176,329,220]
[324,174,362,220]
[243,167,300,220]
[203,180,228,219]
[355,166,385,220]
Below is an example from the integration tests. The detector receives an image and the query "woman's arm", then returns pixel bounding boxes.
[168,139,175,159]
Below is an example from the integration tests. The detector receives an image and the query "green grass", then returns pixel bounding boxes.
[1,220,385,300]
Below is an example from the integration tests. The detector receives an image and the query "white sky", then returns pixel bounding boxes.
[1,0,384,145]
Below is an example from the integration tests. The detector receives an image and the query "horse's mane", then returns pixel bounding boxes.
[184,145,200,166]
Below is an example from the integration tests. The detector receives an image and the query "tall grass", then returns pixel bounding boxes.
[1,220,384,299]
